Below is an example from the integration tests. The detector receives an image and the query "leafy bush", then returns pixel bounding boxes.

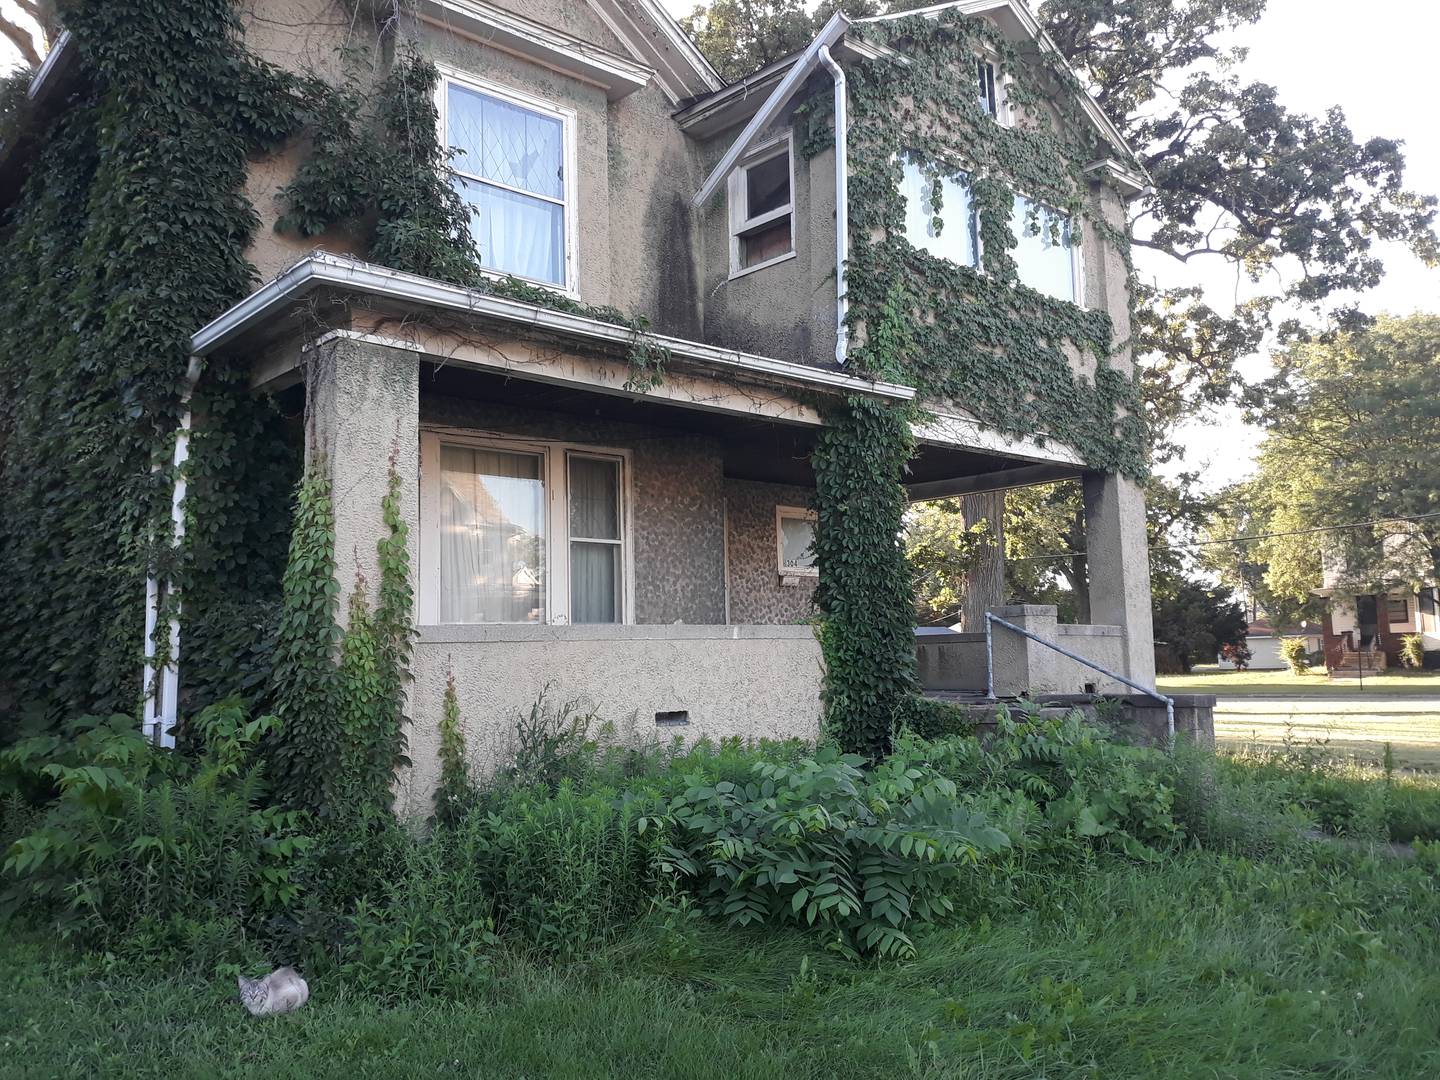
[433,669,476,826]
[337,832,497,1001]
[1,704,311,960]
[463,782,664,958]
[1399,633,1425,670]
[1279,637,1311,675]
[918,708,1183,860]
[647,745,1009,957]
[896,694,977,740]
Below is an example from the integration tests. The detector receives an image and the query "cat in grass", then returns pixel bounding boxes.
[237,967,309,1016]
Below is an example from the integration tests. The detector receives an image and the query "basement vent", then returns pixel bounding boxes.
[1084,682,1097,695]
[655,710,690,727]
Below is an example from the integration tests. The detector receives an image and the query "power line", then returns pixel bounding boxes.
[1006,510,1440,564]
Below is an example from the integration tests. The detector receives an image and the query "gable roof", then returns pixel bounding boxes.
[585,0,723,103]
[691,0,1147,207]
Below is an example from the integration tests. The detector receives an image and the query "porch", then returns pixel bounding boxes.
[198,253,1160,793]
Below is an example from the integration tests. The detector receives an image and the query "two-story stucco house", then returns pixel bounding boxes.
[9,0,1163,791]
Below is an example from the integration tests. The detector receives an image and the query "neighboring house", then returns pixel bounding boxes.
[1314,526,1440,673]
[1316,583,1440,673]
[2,0,1158,793]
[1215,620,1322,670]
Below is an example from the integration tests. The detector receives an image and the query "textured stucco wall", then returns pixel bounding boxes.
[1081,475,1156,685]
[235,0,704,330]
[307,337,421,626]
[695,114,838,367]
[725,479,817,624]
[420,390,727,624]
[396,625,823,812]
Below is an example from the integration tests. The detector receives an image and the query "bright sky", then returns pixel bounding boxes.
[4,0,1436,492]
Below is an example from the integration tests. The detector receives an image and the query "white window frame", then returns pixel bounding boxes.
[419,430,633,625]
[727,131,797,279]
[975,52,1012,126]
[1008,193,1084,308]
[434,65,581,298]
[897,151,982,271]
[775,505,819,578]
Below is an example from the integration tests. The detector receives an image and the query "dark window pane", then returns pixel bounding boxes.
[977,60,997,117]
[746,152,790,217]
[740,215,792,268]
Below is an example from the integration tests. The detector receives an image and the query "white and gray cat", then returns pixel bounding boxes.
[237,966,309,1016]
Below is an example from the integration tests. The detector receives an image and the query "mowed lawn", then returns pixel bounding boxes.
[1158,669,1440,770]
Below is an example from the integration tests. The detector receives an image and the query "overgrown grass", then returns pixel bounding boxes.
[4,843,1439,1078]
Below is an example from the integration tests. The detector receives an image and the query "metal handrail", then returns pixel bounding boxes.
[984,612,1175,740]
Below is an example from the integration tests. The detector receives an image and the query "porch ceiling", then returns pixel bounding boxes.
[422,362,1064,490]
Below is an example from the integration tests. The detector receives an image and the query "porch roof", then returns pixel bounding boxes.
[189,252,915,406]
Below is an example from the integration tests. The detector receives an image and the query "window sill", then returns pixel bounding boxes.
[417,623,818,644]
[728,250,797,282]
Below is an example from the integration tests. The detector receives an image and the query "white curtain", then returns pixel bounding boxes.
[447,83,566,286]
[780,516,816,570]
[439,445,545,623]
[568,457,620,624]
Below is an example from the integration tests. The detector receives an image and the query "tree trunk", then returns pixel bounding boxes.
[960,490,1005,631]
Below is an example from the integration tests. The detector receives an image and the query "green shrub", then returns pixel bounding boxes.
[1399,633,1425,670]
[1279,637,1311,675]
[433,669,476,826]
[917,708,1183,859]
[462,783,664,957]
[337,833,497,1001]
[648,745,1010,958]
[1,704,311,960]
[896,694,978,740]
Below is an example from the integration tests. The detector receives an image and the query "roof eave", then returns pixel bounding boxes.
[190,252,916,404]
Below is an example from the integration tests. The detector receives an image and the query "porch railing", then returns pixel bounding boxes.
[983,612,1175,741]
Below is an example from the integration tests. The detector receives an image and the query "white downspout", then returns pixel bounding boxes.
[141,355,203,748]
[816,45,849,366]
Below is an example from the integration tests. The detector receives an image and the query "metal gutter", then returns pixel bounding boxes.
[816,45,850,366]
[26,31,74,102]
[189,251,915,401]
[691,11,852,208]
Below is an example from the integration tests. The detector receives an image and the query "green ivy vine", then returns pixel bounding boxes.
[813,11,1146,757]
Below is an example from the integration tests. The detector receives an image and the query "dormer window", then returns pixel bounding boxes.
[439,70,577,293]
[728,134,795,277]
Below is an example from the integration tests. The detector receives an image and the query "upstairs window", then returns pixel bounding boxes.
[898,155,978,268]
[441,72,576,291]
[977,58,1000,118]
[1011,196,1080,305]
[729,135,795,276]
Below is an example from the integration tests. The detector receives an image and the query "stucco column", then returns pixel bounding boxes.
[305,336,420,627]
[1082,471,1156,686]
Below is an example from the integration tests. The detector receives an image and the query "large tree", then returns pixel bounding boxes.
[1239,314,1440,602]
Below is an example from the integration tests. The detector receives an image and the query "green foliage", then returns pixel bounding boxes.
[1280,636,1312,675]
[337,833,498,1001]
[0,0,307,728]
[1150,569,1247,673]
[648,744,1010,957]
[919,709,1183,860]
[905,500,989,624]
[837,11,1147,476]
[812,397,917,759]
[1242,315,1440,601]
[433,670,476,826]
[1400,633,1425,671]
[0,703,311,962]
[265,467,342,815]
[896,695,978,741]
